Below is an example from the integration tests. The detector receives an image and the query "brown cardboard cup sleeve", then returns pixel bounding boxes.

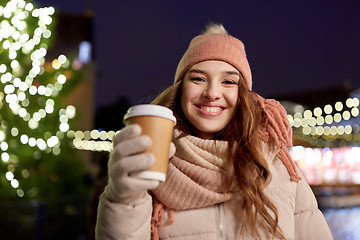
[123,104,176,182]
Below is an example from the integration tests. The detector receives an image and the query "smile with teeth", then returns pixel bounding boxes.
[199,106,222,113]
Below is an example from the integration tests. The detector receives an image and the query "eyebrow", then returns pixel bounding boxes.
[226,71,240,77]
[188,69,240,77]
[188,69,205,74]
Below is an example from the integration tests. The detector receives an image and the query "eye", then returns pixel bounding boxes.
[222,79,238,85]
[190,77,205,82]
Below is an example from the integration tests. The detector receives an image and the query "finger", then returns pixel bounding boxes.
[112,135,152,159]
[113,124,142,146]
[119,177,160,195]
[110,153,155,176]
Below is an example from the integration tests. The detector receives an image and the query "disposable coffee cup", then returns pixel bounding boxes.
[123,104,176,182]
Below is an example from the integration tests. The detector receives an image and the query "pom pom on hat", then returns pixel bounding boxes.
[174,24,253,90]
[200,23,228,35]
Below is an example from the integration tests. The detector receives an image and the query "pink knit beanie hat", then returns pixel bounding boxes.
[174,24,252,90]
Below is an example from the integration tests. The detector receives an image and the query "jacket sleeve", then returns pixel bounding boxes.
[294,167,333,240]
[95,189,153,240]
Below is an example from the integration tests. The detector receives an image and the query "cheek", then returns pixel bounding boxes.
[226,90,239,107]
[181,83,196,107]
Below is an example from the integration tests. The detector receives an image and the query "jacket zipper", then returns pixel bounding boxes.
[218,204,224,240]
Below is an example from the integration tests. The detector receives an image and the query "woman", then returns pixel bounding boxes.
[95,24,333,240]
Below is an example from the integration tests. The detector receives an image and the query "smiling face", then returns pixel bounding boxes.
[181,60,240,139]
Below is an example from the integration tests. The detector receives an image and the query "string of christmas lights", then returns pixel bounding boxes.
[288,97,360,148]
[68,96,360,152]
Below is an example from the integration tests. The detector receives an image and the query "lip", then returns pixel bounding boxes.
[196,104,225,116]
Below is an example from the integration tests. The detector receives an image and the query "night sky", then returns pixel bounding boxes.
[36,0,360,110]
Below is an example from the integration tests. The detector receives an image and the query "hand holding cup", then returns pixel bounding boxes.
[105,104,176,204]
[105,124,160,204]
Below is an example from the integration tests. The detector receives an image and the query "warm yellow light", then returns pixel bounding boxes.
[72,139,113,152]
[0,141,8,151]
[325,115,333,125]
[28,137,36,147]
[100,131,108,140]
[84,131,91,140]
[11,179,19,188]
[313,107,322,117]
[90,129,100,139]
[302,126,311,135]
[57,74,66,84]
[335,101,343,111]
[36,138,47,150]
[333,113,342,123]
[342,111,351,121]
[316,116,324,126]
[47,136,59,147]
[43,29,51,38]
[330,126,337,135]
[28,118,39,129]
[323,126,331,135]
[108,131,116,140]
[308,117,316,127]
[1,152,9,162]
[303,110,312,119]
[353,98,359,107]
[0,64,6,73]
[301,118,308,127]
[352,108,359,117]
[311,127,316,135]
[294,112,302,120]
[59,122,69,132]
[316,126,324,135]
[17,189,24,197]
[11,127,19,136]
[58,54,67,64]
[52,59,61,69]
[337,126,345,135]
[344,125,352,135]
[75,131,84,139]
[346,98,354,108]
[5,171,14,181]
[293,118,301,128]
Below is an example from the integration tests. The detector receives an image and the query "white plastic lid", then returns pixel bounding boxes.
[123,104,176,123]
[131,171,166,182]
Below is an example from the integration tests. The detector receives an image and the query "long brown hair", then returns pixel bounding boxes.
[151,76,285,239]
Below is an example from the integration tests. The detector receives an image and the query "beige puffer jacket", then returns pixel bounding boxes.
[96,144,333,240]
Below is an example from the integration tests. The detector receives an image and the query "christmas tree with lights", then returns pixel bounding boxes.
[0,0,88,200]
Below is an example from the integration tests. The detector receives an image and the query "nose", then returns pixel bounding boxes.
[202,82,220,100]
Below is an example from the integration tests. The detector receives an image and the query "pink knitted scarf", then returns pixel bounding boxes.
[152,131,238,210]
